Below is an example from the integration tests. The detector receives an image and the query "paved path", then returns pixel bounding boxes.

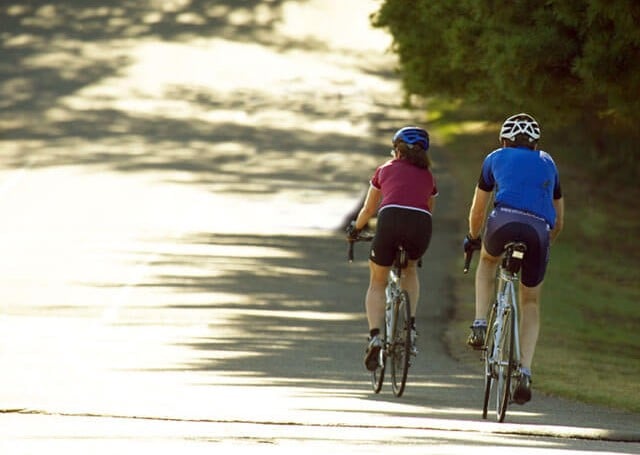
[1,1,639,453]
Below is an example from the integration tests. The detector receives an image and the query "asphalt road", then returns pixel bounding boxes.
[1,1,639,453]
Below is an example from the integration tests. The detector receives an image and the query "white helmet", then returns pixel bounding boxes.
[499,113,541,142]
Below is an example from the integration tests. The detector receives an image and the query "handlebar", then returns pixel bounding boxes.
[347,232,374,263]
[463,249,474,274]
[349,233,478,271]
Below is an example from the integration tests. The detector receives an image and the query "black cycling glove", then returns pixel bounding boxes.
[463,234,482,253]
[346,221,361,241]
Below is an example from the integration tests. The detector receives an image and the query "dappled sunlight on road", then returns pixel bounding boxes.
[62,37,396,128]
[279,0,392,52]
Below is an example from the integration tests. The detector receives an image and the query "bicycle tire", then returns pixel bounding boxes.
[371,324,386,393]
[390,290,411,397]
[496,304,515,422]
[482,303,498,419]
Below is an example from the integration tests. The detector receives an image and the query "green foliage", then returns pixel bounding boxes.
[576,0,640,124]
[538,242,640,413]
[372,0,640,177]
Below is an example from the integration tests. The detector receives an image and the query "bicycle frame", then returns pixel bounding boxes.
[384,251,404,345]
[469,241,527,422]
[495,268,521,368]
[348,235,411,396]
[386,247,412,397]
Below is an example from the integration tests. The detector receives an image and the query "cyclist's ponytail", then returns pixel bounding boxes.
[395,142,431,169]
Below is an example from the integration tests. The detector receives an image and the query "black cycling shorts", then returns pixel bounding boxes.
[369,207,432,267]
[484,206,551,287]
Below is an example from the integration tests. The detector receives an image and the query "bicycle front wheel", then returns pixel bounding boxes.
[495,306,515,422]
[482,304,498,419]
[390,290,411,397]
[371,325,386,394]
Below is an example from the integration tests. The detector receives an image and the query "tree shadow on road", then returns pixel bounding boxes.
[123,230,489,423]
[137,232,372,384]
[1,0,400,183]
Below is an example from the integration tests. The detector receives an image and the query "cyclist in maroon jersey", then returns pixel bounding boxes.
[347,126,438,371]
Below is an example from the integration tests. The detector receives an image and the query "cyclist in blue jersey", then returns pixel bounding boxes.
[463,113,564,404]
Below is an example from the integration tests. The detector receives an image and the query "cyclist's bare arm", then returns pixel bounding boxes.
[428,195,436,214]
[550,196,564,244]
[354,185,381,230]
[468,186,492,238]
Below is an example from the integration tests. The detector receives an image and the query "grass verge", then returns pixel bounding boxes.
[427,98,640,413]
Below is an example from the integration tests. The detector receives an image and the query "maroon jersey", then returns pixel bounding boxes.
[370,159,437,214]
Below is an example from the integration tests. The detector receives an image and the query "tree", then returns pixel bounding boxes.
[372,0,640,174]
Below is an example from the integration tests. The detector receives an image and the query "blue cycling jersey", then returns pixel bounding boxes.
[478,146,562,228]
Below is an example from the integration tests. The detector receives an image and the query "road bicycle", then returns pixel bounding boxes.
[464,241,527,422]
[348,233,413,397]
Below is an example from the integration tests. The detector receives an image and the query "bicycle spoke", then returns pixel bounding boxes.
[496,307,514,422]
[482,305,497,419]
[391,291,411,397]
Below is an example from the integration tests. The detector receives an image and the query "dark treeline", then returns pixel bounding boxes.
[372,0,640,180]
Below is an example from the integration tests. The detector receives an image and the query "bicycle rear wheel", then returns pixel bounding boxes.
[390,290,411,397]
[482,304,498,419]
[371,325,386,393]
[495,306,515,422]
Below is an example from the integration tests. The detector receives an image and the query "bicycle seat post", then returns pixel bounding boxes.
[502,241,527,275]
[393,246,408,278]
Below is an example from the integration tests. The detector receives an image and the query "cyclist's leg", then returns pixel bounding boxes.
[400,260,419,317]
[519,282,542,370]
[475,246,500,320]
[365,260,391,331]
[475,210,514,322]
[518,218,550,370]
[363,260,391,371]
[513,220,548,403]
[466,246,499,348]
[468,211,513,348]
[400,209,432,319]
[366,208,396,332]
[513,281,539,403]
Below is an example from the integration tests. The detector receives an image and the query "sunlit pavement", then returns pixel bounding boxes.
[1,1,639,453]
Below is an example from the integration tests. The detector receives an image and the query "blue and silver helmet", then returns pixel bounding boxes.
[392,126,430,150]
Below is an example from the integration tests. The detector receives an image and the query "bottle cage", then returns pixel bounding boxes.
[502,242,527,274]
